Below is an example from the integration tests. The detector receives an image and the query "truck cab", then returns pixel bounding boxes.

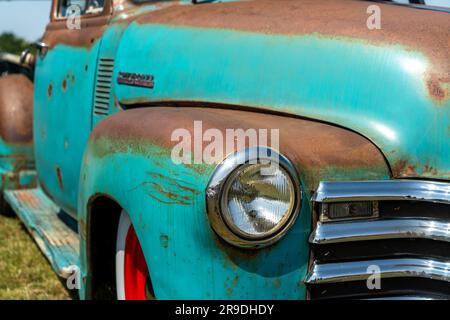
[0,0,449,300]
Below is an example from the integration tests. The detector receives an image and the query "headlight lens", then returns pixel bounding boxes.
[221,162,296,239]
[206,147,301,248]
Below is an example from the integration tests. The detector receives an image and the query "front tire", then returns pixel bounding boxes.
[116,210,153,300]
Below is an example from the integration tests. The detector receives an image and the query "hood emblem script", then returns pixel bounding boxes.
[117,72,154,89]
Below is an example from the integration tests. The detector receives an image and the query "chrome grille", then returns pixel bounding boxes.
[93,58,114,116]
[307,180,450,300]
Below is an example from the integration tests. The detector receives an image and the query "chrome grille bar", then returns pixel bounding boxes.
[313,180,450,204]
[308,179,450,299]
[306,258,450,284]
[310,218,450,244]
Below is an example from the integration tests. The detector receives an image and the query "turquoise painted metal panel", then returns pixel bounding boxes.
[34,43,102,216]
[112,24,450,181]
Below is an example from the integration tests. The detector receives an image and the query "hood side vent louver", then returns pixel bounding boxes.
[94,58,114,116]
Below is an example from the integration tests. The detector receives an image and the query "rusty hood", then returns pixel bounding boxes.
[111,0,450,180]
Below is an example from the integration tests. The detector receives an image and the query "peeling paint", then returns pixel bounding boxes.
[141,172,199,205]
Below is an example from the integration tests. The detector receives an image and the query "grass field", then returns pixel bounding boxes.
[0,212,71,300]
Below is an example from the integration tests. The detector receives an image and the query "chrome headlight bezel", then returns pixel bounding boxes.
[205,147,302,248]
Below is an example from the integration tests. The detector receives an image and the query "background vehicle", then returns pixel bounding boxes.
[0,0,449,300]
[0,51,35,213]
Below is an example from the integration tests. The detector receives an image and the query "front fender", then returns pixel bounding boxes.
[78,107,390,299]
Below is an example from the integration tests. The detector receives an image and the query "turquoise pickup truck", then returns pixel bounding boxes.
[0,0,449,300]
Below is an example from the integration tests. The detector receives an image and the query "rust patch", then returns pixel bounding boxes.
[62,79,67,91]
[232,275,239,287]
[424,164,438,176]
[405,165,417,176]
[14,189,41,207]
[43,12,110,48]
[47,83,53,98]
[392,159,408,177]
[426,72,450,103]
[224,275,240,296]
[91,107,389,189]
[140,172,199,205]
[392,159,446,178]
[0,74,34,144]
[56,166,64,190]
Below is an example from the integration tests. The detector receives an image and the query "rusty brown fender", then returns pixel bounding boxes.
[90,107,391,190]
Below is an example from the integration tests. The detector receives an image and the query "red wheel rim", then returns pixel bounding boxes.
[124,225,149,300]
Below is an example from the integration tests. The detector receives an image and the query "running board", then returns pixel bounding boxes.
[3,188,80,278]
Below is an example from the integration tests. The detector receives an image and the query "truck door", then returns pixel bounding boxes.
[34,0,111,217]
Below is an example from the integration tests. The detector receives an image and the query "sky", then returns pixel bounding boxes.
[0,0,52,42]
[0,0,449,42]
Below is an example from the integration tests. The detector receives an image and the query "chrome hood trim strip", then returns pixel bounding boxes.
[313,180,450,204]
